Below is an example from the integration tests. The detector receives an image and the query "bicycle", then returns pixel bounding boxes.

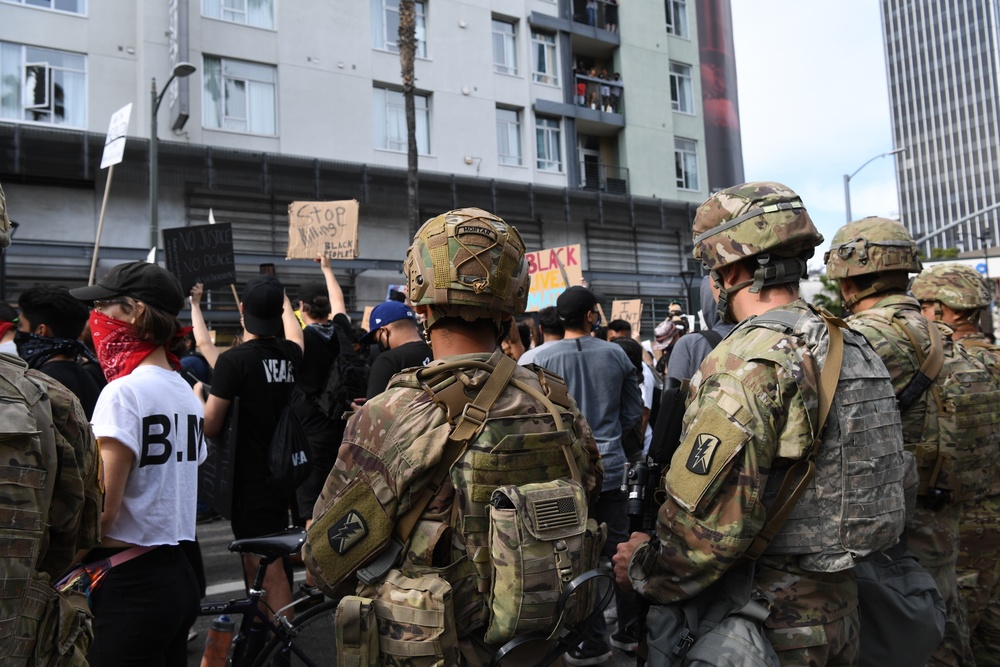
[197,527,338,667]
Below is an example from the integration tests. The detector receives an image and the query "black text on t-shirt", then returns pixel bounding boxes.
[263,358,295,383]
[140,413,205,467]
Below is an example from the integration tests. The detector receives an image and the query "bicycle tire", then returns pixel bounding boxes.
[250,599,340,667]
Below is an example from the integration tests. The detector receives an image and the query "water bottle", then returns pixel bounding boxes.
[200,615,235,667]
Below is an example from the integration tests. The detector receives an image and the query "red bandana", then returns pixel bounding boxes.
[0,321,13,340]
[89,311,183,382]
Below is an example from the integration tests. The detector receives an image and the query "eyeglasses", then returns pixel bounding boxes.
[93,298,131,313]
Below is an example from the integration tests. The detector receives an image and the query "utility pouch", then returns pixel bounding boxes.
[335,595,380,667]
[32,579,93,667]
[485,478,595,644]
[371,569,459,667]
[305,474,395,594]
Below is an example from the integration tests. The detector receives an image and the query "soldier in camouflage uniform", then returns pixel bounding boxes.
[306,208,603,666]
[0,182,104,665]
[613,183,906,666]
[912,263,1000,666]
[826,218,974,666]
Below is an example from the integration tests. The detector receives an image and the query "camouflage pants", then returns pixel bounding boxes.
[958,496,1000,667]
[909,504,975,667]
[765,613,860,667]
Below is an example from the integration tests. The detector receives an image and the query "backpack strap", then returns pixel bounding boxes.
[892,314,944,413]
[742,309,845,561]
[394,354,519,543]
[699,328,724,348]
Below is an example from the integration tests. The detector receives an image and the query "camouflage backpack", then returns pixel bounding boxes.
[0,355,100,666]
[309,354,604,665]
[891,317,1000,505]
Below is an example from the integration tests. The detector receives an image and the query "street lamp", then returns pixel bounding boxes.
[843,147,906,222]
[150,61,196,251]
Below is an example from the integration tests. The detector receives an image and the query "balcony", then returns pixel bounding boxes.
[574,72,624,115]
[579,160,629,195]
[572,0,620,33]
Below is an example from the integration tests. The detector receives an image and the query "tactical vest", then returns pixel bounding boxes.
[0,356,79,664]
[900,322,1000,504]
[745,309,907,572]
[387,359,601,639]
[956,336,1000,497]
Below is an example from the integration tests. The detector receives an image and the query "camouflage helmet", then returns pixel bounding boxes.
[911,263,990,311]
[692,181,823,271]
[0,182,10,250]
[404,207,529,332]
[825,217,922,278]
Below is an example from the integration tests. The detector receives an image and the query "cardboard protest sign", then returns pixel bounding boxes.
[361,306,374,331]
[287,200,360,260]
[611,299,643,336]
[525,244,584,311]
[163,223,236,291]
[101,103,132,169]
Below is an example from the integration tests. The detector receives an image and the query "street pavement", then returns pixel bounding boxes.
[187,517,635,666]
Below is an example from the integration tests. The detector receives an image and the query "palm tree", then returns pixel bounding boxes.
[811,274,843,314]
[398,0,419,238]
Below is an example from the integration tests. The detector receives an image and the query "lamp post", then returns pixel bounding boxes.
[843,147,906,222]
[149,62,196,252]
[980,222,993,305]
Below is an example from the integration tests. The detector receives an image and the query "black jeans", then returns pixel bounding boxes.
[87,544,200,667]
[585,489,636,646]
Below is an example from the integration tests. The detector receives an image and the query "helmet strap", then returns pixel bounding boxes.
[842,275,901,311]
[711,270,753,325]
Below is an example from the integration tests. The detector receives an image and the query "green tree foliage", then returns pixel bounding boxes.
[811,274,843,313]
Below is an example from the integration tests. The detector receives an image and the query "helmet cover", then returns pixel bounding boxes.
[911,263,990,311]
[825,217,921,278]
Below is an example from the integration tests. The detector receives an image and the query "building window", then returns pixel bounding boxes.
[670,61,693,113]
[374,87,430,154]
[0,42,86,126]
[1,0,84,13]
[372,0,427,58]
[675,137,699,190]
[202,56,277,135]
[497,108,521,165]
[531,31,558,86]
[492,19,517,75]
[202,0,274,29]
[536,116,562,172]
[665,0,688,38]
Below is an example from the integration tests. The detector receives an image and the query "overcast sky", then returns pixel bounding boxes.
[730,1,900,263]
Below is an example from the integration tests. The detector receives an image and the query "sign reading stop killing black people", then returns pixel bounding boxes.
[287,200,360,260]
[163,222,236,291]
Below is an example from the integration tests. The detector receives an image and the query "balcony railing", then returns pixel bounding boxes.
[579,161,629,194]
[572,0,620,32]
[574,73,624,115]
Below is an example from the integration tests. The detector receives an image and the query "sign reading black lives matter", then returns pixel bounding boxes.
[287,199,360,260]
[163,222,236,291]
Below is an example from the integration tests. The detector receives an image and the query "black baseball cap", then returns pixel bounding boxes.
[556,286,598,321]
[70,261,185,316]
[243,275,285,337]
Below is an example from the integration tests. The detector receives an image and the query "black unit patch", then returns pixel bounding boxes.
[328,510,369,555]
[686,434,721,475]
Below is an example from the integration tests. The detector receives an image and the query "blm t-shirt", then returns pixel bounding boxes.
[210,338,302,485]
[366,340,432,399]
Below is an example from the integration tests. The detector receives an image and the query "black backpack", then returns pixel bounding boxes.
[316,352,370,420]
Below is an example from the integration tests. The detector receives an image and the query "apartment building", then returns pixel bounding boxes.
[881,0,1000,255]
[0,0,727,330]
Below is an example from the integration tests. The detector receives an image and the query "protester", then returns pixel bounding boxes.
[70,261,206,666]
[500,316,526,361]
[664,274,735,387]
[200,274,303,648]
[606,318,632,341]
[615,182,907,666]
[1,182,102,664]
[360,299,431,398]
[532,285,643,664]
[305,208,602,666]
[652,318,681,375]
[187,282,222,368]
[15,285,105,418]
[518,305,564,365]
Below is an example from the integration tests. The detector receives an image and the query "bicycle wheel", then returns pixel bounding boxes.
[251,599,340,667]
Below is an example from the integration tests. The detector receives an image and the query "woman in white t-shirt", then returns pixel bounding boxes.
[70,262,206,667]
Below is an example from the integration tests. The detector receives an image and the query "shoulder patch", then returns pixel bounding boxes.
[666,393,752,513]
[328,510,369,555]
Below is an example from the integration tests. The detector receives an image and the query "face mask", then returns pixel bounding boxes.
[376,328,391,354]
[14,330,95,369]
[88,310,161,381]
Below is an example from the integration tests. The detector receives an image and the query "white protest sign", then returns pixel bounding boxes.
[101,103,133,169]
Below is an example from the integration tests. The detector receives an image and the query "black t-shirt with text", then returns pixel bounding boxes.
[210,338,302,484]
[38,359,104,420]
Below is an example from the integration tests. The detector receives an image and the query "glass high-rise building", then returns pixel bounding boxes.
[881,0,1000,254]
